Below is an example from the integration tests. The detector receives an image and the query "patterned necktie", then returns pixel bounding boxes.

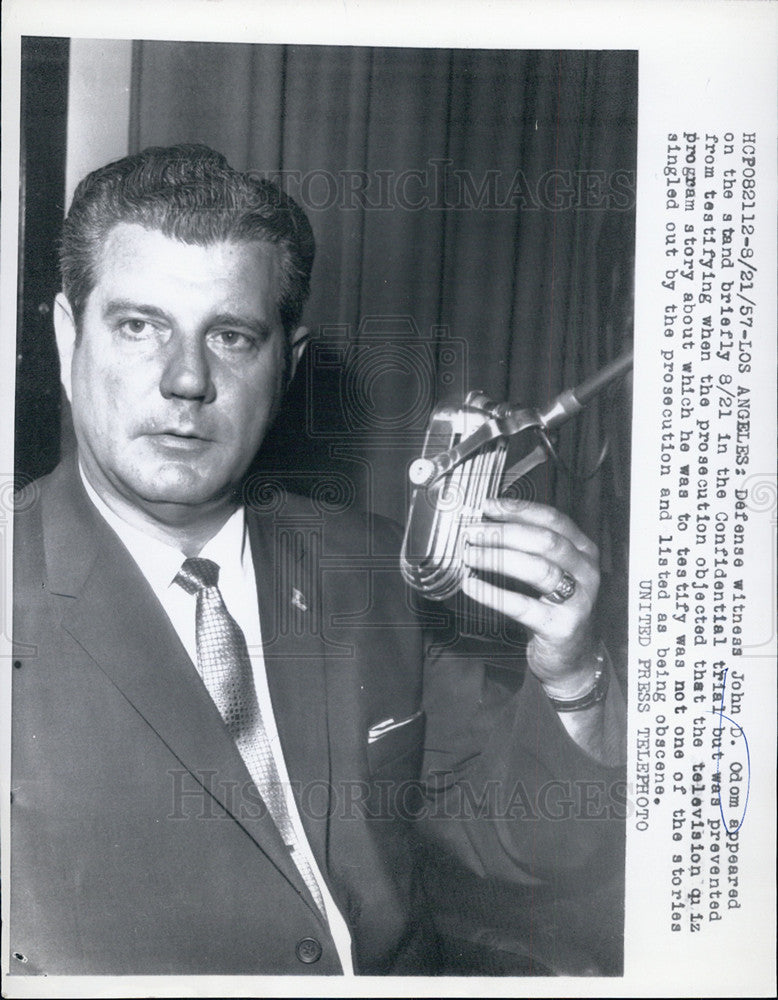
[174,557,327,919]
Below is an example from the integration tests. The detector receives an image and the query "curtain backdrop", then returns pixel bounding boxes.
[127,43,635,642]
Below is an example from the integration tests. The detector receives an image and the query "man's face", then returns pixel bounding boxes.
[56,223,303,524]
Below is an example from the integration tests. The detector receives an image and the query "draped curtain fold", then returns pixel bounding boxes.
[130,43,636,620]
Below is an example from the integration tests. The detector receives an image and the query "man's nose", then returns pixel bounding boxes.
[159,333,216,402]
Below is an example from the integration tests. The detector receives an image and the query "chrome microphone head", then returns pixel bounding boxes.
[400,349,634,600]
[400,397,508,600]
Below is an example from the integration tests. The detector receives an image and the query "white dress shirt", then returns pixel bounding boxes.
[80,471,354,974]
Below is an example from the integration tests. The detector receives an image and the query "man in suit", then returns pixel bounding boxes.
[10,144,626,977]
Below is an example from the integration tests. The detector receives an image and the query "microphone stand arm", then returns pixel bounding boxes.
[408,349,633,491]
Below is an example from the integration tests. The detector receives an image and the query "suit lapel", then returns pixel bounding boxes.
[248,505,333,874]
[41,461,325,922]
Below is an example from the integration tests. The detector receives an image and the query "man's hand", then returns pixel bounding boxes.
[460,498,600,697]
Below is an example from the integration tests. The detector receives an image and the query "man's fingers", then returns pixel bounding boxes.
[461,574,582,638]
[482,497,599,560]
[461,521,599,591]
[462,543,597,599]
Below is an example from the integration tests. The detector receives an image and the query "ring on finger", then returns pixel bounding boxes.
[541,570,577,605]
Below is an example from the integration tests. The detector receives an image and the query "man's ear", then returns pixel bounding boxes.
[288,325,309,384]
[53,293,77,402]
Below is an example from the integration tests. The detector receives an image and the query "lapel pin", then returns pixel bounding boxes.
[291,588,308,612]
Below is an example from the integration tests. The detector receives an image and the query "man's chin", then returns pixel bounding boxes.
[125,469,235,515]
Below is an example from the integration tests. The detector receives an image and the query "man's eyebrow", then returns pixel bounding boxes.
[208,313,273,338]
[102,299,170,322]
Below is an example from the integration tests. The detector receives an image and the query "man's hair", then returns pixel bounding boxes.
[60,143,316,335]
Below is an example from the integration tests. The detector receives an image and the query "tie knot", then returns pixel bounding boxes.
[175,557,220,594]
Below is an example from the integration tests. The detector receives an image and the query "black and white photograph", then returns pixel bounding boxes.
[1,2,775,997]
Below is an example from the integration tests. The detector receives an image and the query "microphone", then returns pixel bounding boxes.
[400,349,633,599]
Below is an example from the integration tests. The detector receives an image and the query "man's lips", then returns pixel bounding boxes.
[146,430,214,450]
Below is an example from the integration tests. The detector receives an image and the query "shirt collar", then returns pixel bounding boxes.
[78,464,248,594]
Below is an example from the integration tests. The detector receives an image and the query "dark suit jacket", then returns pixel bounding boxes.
[10,459,625,976]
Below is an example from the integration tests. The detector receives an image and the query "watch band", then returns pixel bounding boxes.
[545,642,610,713]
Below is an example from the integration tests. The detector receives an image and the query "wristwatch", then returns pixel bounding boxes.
[545,642,610,713]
